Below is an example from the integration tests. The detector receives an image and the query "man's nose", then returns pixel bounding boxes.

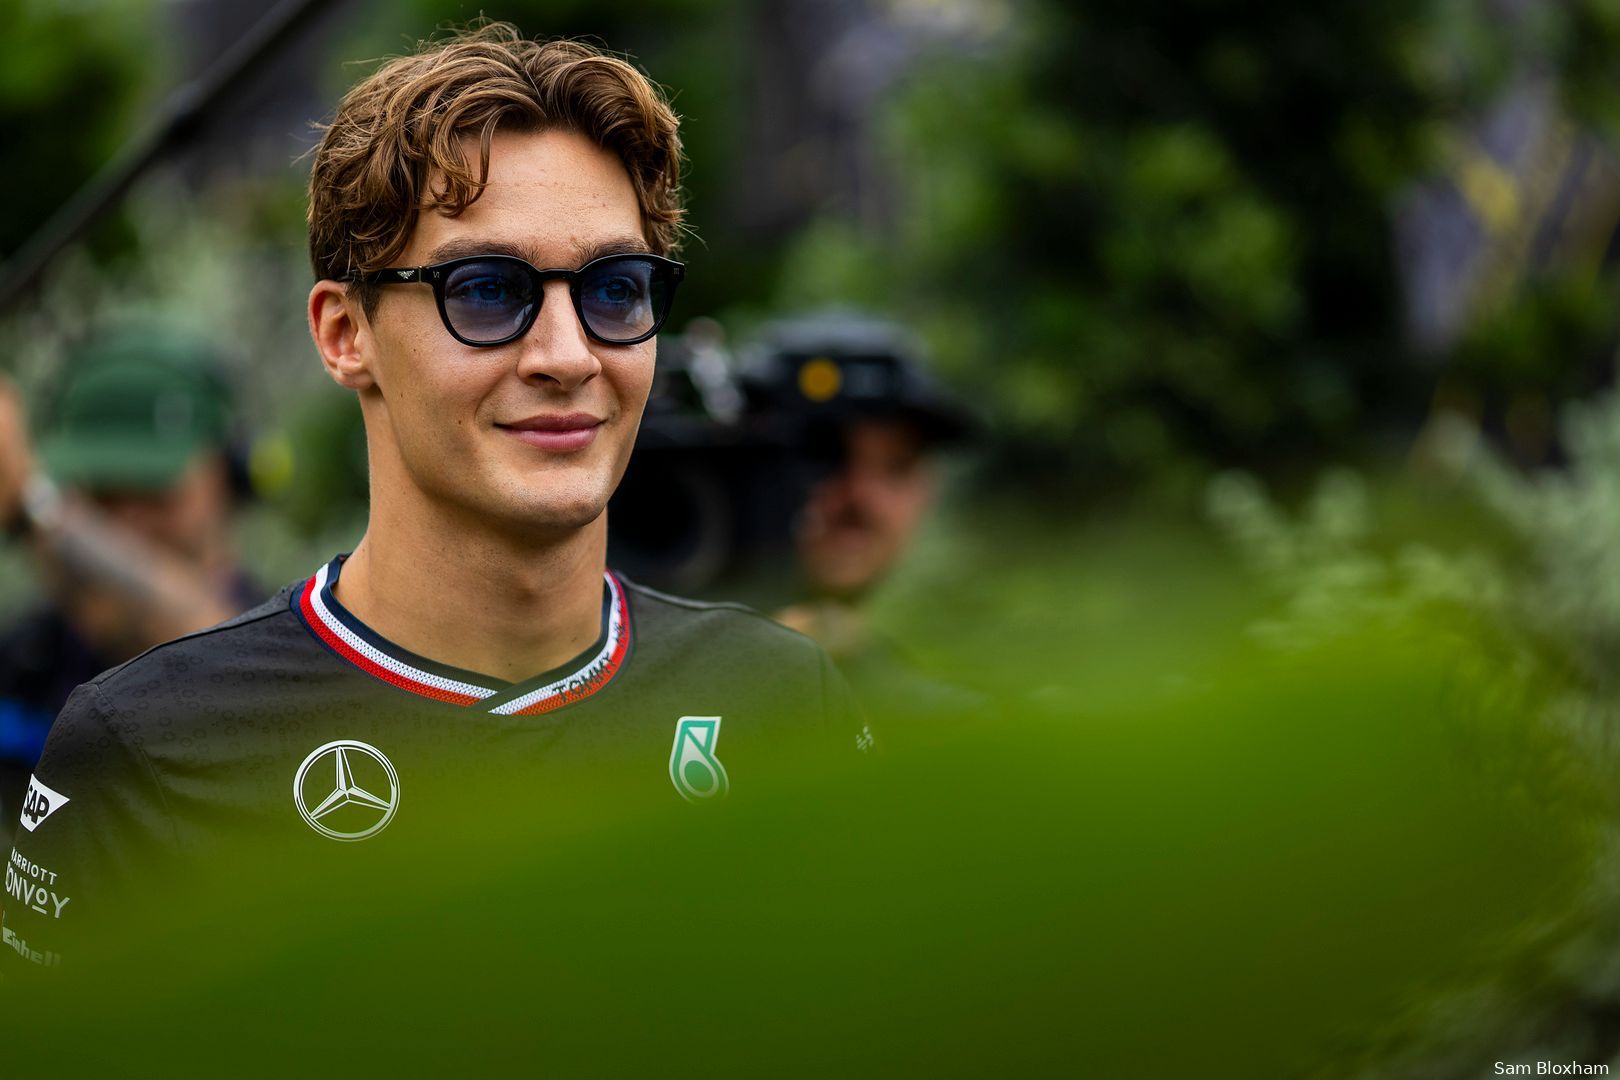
[844,464,891,509]
[514,280,601,391]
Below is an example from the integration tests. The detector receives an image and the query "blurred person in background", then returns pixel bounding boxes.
[0,326,259,827]
[749,313,982,725]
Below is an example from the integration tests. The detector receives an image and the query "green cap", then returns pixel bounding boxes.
[39,328,232,492]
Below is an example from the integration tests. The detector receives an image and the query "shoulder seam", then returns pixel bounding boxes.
[620,580,755,615]
[92,591,294,689]
[88,681,183,851]
[619,580,817,638]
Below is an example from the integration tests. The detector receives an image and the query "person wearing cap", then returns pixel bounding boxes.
[0,327,259,826]
[748,311,984,727]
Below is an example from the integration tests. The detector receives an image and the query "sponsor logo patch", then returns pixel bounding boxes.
[293,740,399,842]
[669,716,729,802]
[4,857,70,920]
[2,924,62,967]
[18,774,68,833]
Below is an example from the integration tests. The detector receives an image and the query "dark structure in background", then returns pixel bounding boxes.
[610,320,807,599]
[609,322,820,602]
[1,0,977,314]
[609,310,973,608]
[0,0,356,307]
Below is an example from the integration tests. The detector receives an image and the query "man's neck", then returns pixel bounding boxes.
[334,502,608,685]
[775,596,869,660]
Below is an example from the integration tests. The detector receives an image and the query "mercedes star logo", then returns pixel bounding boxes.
[293,740,399,842]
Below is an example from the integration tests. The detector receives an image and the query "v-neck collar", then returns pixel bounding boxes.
[292,554,631,715]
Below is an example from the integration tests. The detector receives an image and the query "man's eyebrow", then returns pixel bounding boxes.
[421,236,655,267]
[571,235,656,264]
[423,238,533,264]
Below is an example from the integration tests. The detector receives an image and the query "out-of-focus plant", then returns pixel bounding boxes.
[1468,388,1620,699]
[0,563,1601,1079]
[1208,378,1620,734]
[1207,383,1620,1076]
[779,0,1620,497]
[0,0,162,260]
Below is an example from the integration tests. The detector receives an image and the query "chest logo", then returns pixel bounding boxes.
[18,775,69,833]
[293,740,399,842]
[669,716,729,802]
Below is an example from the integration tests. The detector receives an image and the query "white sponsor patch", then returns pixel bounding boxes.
[2,925,62,967]
[18,774,69,833]
[4,861,70,919]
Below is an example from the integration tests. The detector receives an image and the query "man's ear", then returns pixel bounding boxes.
[308,280,377,391]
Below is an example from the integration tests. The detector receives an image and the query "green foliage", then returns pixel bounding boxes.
[778,0,1620,492]
[1468,387,1620,699]
[2,571,1598,1078]
[1207,386,1620,1074]
[0,0,161,259]
[1210,381,1620,705]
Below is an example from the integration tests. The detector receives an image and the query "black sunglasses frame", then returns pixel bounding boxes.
[352,252,686,347]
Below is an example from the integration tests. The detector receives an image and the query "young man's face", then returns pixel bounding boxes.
[355,128,657,536]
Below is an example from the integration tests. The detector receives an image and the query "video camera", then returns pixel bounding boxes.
[607,310,972,603]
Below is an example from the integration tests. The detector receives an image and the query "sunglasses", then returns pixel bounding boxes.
[352,252,685,347]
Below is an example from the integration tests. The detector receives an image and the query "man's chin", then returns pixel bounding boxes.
[524,500,608,533]
[488,465,617,530]
[470,491,609,537]
[806,556,885,600]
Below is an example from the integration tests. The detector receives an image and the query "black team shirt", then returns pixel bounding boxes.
[1,555,866,972]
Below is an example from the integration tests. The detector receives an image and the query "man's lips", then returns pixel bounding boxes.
[496,413,603,452]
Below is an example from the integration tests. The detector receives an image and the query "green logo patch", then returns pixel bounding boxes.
[669,716,729,802]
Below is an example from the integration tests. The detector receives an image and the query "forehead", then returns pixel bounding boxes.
[403,127,645,265]
[847,417,928,461]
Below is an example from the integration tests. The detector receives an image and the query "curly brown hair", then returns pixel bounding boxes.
[307,23,685,315]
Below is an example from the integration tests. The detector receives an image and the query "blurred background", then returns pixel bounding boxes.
[9,0,1620,1075]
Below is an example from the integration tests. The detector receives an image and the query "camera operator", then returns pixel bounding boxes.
[746,312,984,726]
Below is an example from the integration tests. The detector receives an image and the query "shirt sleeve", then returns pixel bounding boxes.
[1,681,174,975]
[818,649,876,755]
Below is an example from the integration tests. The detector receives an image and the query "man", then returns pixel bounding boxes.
[2,25,859,974]
[0,328,257,828]
[747,313,982,725]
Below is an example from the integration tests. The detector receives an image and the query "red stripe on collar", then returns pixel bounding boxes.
[503,573,632,716]
[297,573,486,705]
[295,564,630,713]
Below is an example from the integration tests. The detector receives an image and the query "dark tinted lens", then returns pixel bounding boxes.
[442,260,536,343]
[578,257,667,342]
